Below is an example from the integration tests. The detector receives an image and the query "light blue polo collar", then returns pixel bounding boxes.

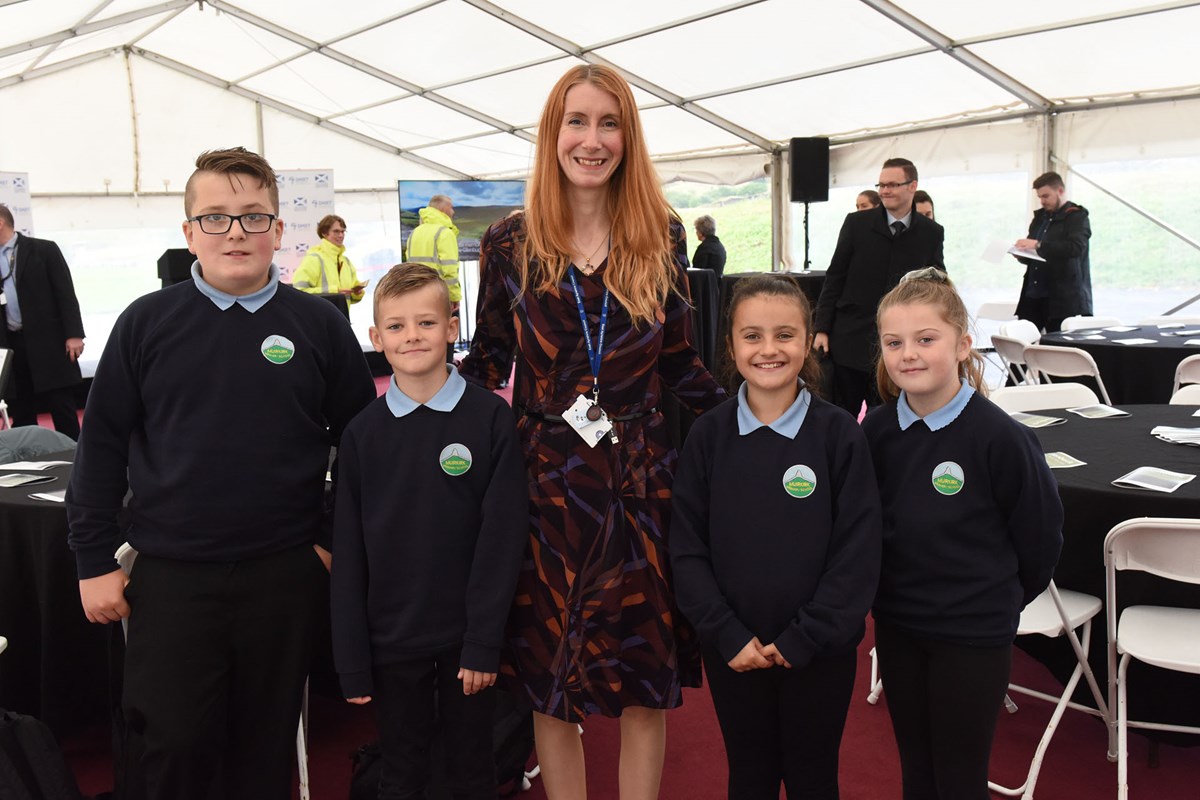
[898,380,975,431]
[386,366,466,418]
[737,380,811,439]
[192,262,279,312]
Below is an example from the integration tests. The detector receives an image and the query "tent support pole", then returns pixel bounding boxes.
[771,150,784,272]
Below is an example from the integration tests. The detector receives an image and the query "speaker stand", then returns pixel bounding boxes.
[801,201,812,273]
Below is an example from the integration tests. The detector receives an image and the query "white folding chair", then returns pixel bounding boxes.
[1023,344,1113,405]
[114,543,313,800]
[1061,315,1122,332]
[990,383,1099,413]
[1104,518,1200,800]
[992,335,1039,386]
[1169,384,1200,405]
[1173,354,1200,395]
[1138,315,1200,326]
[1001,320,1042,345]
[975,302,1019,387]
[989,581,1110,798]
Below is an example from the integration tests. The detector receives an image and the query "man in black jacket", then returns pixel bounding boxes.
[813,158,945,416]
[693,214,727,277]
[0,204,85,438]
[1013,171,1092,333]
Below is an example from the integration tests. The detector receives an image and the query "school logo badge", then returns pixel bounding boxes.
[261,335,295,364]
[439,444,472,476]
[782,465,817,499]
[931,462,965,496]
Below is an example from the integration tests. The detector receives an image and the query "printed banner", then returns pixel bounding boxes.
[276,169,335,282]
[0,172,34,235]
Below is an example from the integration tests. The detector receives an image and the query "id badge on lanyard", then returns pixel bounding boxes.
[566,268,617,447]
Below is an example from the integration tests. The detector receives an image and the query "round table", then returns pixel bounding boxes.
[0,454,109,734]
[1025,404,1200,737]
[1040,325,1200,404]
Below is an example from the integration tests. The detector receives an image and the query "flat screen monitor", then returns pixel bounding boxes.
[398,180,526,262]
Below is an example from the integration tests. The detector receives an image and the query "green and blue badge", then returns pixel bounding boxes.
[931,462,965,496]
[439,444,472,476]
[260,335,295,364]
[782,465,817,499]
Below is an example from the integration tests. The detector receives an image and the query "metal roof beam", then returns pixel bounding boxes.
[956,1,1200,46]
[858,0,1051,110]
[0,46,116,88]
[461,0,775,152]
[131,47,471,178]
[0,0,188,59]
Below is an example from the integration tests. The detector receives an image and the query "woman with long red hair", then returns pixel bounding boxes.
[460,64,724,798]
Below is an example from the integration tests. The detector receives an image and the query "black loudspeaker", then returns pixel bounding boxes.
[157,248,194,288]
[789,137,830,203]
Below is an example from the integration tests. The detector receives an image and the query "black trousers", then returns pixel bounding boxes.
[702,646,857,800]
[1018,297,1064,334]
[830,363,880,417]
[373,651,496,800]
[121,544,326,800]
[4,330,80,438]
[873,621,1012,800]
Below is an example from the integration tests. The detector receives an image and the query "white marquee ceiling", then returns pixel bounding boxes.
[1,0,1197,192]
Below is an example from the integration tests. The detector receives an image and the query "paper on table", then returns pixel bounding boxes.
[1007,245,1044,262]
[0,473,56,488]
[1112,338,1158,345]
[1104,326,1140,333]
[1151,426,1200,446]
[1187,339,1200,346]
[1066,404,1130,419]
[29,489,66,503]
[1162,329,1200,336]
[1194,409,1200,417]
[1045,452,1087,469]
[0,460,71,471]
[1112,466,1195,493]
[1010,412,1067,427]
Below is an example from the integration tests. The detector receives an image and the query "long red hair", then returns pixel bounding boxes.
[520,64,678,327]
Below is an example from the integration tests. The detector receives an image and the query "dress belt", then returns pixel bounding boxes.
[519,404,659,424]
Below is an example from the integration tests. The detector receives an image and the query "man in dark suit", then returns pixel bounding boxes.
[0,204,85,438]
[692,214,727,277]
[813,158,944,416]
[1013,171,1092,333]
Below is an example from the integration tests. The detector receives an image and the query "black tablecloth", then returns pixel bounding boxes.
[1040,325,1200,404]
[0,454,108,734]
[1025,405,1200,738]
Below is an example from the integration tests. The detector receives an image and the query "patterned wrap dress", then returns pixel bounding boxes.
[459,214,725,721]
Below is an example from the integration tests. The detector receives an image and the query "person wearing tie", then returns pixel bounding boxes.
[813,158,945,417]
[0,203,86,438]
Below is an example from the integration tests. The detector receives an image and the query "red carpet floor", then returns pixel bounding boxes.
[62,618,1199,799]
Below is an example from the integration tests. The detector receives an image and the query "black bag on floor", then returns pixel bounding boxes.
[349,690,535,799]
[0,709,84,800]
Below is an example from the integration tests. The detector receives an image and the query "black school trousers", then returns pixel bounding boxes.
[873,620,1012,800]
[702,646,857,800]
[121,543,326,800]
[373,650,496,800]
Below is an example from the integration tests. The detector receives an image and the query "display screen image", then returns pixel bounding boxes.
[398,180,526,261]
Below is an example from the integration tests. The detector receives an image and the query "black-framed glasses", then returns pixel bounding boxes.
[187,213,277,234]
[875,181,913,190]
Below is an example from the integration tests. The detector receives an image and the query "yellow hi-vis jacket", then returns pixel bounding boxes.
[292,238,362,308]
[406,206,461,302]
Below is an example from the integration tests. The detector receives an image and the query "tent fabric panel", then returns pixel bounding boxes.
[130,58,264,193]
[0,54,137,193]
[414,132,537,178]
[434,56,587,130]
[638,105,751,156]
[235,0,432,43]
[260,108,457,184]
[967,6,1200,100]
[698,51,1021,141]
[890,0,1172,41]
[1054,98,1200,163]
[91,0,183,24]
[239,51,408,119]
[34,16,167,70]
[595,0,931,100]
[334,2,563,89]
[135,4,308,81]
[0,2,91,45]
[0,48,50,80]
[329,94,497,149]
[496,0,739,47]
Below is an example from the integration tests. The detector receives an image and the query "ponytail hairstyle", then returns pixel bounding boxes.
[519,64,679,328]
[874,267,988,403]
[723,274,823,396]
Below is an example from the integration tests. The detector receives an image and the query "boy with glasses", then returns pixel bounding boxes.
[67,147,376,800]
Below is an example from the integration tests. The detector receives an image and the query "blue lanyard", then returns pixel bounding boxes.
[567,267,609,389]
